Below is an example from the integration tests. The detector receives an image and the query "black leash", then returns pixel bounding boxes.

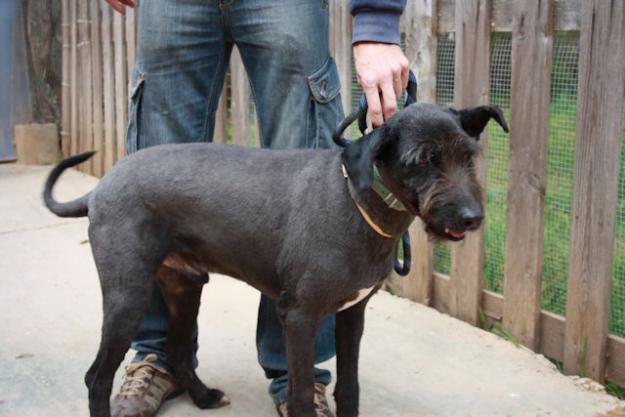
[333,71,418,277]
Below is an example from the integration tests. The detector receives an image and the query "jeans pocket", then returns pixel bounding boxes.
[306,56,344,149]
[126,69,145,155]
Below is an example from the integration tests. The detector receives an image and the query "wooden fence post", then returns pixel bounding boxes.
[61,0,70,156]
[329,0,352,114]
[449,0,491,325]
[90,0,104,177]
[101,4,116,172]
[126,6,136,90]
[113,12,127,161]
[230,47,250,147]
[563,0,625,382]
[213,80,229,145]
[502,0,554,350]
[77,0,93,173]
[69,0,78,156]
[386,0,437,304]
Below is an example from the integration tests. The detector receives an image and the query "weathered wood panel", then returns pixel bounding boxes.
[540,311,565,361]
[77,0,93,172]
[69,0,78,156]
[230,48,250,147]
[502,0,554,350]
[213,85,229,145]
[607,335,625,385]
[125,7,136,90]
[101,5,116,172]
[449,0,491,326]
[329,0,352,114]
[90,0,104,177]
[438,0,581,32]
[113,12,127,160]
[61,0,70,156]
[563,0,625,382]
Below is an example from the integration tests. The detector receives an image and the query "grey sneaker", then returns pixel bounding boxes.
[276,383,335,417]
[111,354,181,417]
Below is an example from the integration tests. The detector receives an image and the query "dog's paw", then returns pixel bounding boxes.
[190,387,230,409]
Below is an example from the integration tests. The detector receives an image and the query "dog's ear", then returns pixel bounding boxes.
[342,124,395,193]
[457,105,509,139]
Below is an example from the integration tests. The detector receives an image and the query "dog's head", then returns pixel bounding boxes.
[342,103,509,241]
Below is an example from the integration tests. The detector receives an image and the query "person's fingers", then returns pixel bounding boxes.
[105,0,126,15]
[392,67,402,100]
[380,79,398,122]
[362,83,383,128]
[400,57,410,89]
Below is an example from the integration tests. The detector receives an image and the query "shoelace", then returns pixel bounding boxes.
[313,385,331,413]
[118,362,157,397]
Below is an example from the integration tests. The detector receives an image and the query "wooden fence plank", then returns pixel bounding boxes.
[448,0,492,326]
[502,0,554,350]
[563,0,625,382]
[70,0,78,156]
[230,48,250,147]
[438,0,580,32]
[607,335,625,385]
[113,12,127,161]
[213,82,229,145]
[387,0,438,304]
[329,0,352,114]
[77,0,93,173]
[101,4,116,172]
[90,0,104,177]
[125,6,136,88]
[61,0,70,156]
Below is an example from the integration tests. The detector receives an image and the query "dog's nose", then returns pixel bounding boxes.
[459,207,483,230]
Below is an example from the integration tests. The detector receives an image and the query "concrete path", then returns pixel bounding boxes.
[1,163,624,417]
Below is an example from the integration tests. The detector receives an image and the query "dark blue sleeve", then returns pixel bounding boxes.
[349,0,406,45]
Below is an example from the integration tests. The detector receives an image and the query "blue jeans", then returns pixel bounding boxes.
[127,0,343,404]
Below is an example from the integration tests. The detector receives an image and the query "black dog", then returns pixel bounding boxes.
[43,102,508,417]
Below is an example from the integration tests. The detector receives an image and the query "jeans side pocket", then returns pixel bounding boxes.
[306,56,344,149]
[126,70,145,155]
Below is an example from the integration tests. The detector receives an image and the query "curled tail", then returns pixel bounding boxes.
[43,151,96,218]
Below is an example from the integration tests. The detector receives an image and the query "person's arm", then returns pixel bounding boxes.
[350,0,409,127]
[105,0,135,15]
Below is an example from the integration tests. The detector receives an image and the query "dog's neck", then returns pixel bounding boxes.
[343,165,415,239]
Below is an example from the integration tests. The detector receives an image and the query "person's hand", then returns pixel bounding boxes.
[353,42,409,127]
[105,0,135,15]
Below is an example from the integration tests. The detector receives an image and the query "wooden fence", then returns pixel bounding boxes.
[62,0,625,386]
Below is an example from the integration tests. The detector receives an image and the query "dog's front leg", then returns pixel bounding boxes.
[280,304,320,417]
[334,298,369,417]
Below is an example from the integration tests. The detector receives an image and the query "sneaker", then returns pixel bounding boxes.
[111,354,181,417]
[276,383,335,417]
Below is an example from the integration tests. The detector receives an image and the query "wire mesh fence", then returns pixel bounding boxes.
[432,31,625,338]
[541,33,579,317]
[433,32,455,275]
[612,110,625,337]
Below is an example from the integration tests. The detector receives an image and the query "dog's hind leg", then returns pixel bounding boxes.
[157,265,230,409]
[334,297,370,417]
[85,224,167,417]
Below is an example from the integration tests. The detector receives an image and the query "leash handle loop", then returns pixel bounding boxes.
[332,70,418,278]
[357,70,418,134]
